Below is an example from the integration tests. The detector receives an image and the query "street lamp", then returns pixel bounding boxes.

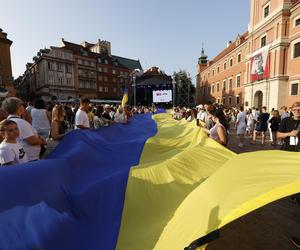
[133,76,136,106]
[172,76,176,107]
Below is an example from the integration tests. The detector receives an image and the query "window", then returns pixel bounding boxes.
[294,42,300,58]
[104,87,108,93]
[98,75,103,81]
[217,82,220,92]
[112,70,116,75]
[296,18,300,27]
[229,97,232,105]
[0,76,2,85]
[78,59,83,65]
[212,70,214,76]
[237,53,241,63]
[98,67,102,72]
[66,78,72,85]
[113,87,117,93]
[212,84,215,93]
[80,81,84,88]
[217,67,219,73]
[113,78,116,83]
[261,36,267,48]
[86,82,90,89]
[66,64,72,73]
[224,62,227,70]
[217,98,220,104]
[291,82,299,96]
[236,96,240,104]
[58,77,64,85]
[103,67,108,73]
[91,82,96,89]
[230,58,233,67]
[222,80,226,91]
[48,62,55,70]
[104,76,108,82]
[58,63,63,72]
[229,78,233,90]
[99,86,103,92]
[236,75,241,87]
[104,60,108,64]
[223,97,226,104]
[264,5,269,18]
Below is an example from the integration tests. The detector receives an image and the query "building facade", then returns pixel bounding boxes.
[17,39,142,101]
[0,28,14,92]
[196,0,300,110]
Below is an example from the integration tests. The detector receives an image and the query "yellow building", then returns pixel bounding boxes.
[0,28,13,92]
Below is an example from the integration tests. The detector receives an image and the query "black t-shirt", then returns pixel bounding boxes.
[255,112,270,131]
[278,117,300,152]
[102,112,111,120]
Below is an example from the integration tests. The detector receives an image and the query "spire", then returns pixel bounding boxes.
[198,44,208,65]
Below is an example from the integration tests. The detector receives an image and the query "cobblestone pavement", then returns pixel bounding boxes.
[204,129,300,249]
[227,128,278,154]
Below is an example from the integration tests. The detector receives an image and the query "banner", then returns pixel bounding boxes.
[250,45,270,82]
[152,90,172,103]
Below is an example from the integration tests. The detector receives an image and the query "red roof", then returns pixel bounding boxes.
[204,31,248,70]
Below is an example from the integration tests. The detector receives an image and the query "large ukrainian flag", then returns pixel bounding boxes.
[0,113,299,250]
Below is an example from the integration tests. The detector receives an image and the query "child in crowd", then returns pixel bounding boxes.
[0,119,28,166]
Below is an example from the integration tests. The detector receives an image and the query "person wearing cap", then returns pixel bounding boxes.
[75,98,90,129]
[196,104,205,120]
[1,97,46,161]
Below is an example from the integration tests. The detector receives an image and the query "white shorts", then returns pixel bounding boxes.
[237,125,246,135]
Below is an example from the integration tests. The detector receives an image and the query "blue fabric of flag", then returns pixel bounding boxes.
[0,114,157,250]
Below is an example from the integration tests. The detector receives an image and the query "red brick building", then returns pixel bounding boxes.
[17,39,142,102]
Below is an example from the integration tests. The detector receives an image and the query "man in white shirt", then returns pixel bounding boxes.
[1,97,46,161]
[75,97,90,129]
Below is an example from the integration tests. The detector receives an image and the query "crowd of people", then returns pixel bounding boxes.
[171,101,300,151]
[0,94,299,168]
[0,96,158,166]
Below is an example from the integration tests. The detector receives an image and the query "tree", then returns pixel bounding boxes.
[173,70,195,107]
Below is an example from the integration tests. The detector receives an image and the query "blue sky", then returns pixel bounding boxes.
[1,0,250,83]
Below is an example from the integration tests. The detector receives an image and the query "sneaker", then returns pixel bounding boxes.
[291,237,300,249]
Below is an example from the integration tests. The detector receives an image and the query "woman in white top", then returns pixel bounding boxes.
[43,104,66,158]
[114,106,128,124]
[246,108,255,137]
[31,99,51,139]
[236,106,247,148]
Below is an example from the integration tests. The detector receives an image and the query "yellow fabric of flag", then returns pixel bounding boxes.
[116,113,300,250]
[121,89,128,108]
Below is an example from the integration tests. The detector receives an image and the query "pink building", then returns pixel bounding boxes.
[196,0,300,110]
